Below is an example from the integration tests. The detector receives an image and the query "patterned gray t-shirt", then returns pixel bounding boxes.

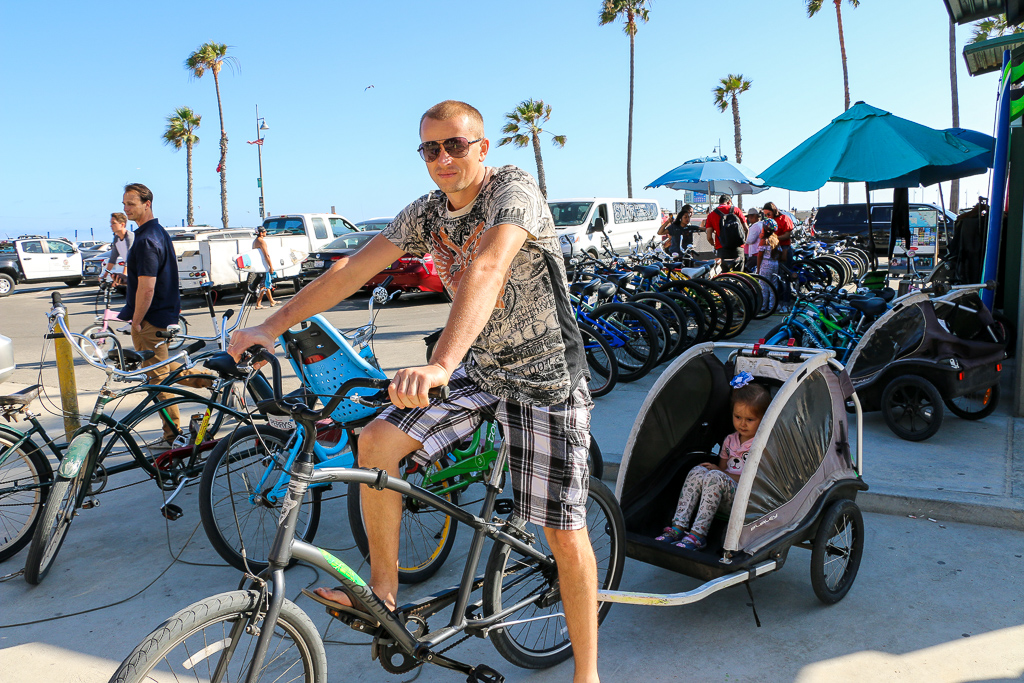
[383,165,584,406]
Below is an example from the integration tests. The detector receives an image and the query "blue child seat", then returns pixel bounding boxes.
[279,314,387,423]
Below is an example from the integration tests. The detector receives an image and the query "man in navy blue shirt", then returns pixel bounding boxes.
[118,183,193,447]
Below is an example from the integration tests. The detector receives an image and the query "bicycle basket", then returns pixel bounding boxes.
[280,314,387,422]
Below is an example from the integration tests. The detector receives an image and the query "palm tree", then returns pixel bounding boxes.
[807,0,860,203]
[162,107,202,226]
[970,14,1023,43]
[712,74,752,210]
[497,99,567,198]
[185,42,237,230]
[949,18,960,214]
[599,0,651,198]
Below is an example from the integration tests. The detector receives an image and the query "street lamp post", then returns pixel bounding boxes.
[255,105,269,219]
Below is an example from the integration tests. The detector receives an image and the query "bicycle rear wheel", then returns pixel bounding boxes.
[482,476,625,669]
[0,434,52,563]
[590,302,659,382]
[199,425,322,573]
[108,590,325,683]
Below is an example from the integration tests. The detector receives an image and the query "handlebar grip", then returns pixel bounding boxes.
[256,347,283,400]
[381,275,394,289]
[51,292,62,306]
[223,308,235,321]
[429,385,450,401]
[185,340,206,355]
[986,280,997,291]
[155,330,173,339]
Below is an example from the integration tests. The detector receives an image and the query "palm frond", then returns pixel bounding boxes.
[551,134,567,148]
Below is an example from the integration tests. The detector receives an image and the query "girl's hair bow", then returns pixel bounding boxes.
[730,371,754,389]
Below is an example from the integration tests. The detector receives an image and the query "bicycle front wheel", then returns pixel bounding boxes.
[578,322,618,398]
[23,472,84,584]
[108,590,326,683]
[482,476,625,669]
[199,425,322,573]
[0,433,52,563]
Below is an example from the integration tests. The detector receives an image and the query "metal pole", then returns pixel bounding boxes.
[53,311,80,440]
[256,105,266,219]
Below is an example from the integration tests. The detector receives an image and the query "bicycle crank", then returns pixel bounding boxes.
[373,615,427,674]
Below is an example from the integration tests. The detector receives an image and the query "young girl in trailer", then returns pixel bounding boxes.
[655,372,771,550]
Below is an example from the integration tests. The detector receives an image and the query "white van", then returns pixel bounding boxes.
[548,198,662,257]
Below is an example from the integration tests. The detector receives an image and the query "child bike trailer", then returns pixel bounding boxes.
[597,342,867,608]
[844,288,1006,441]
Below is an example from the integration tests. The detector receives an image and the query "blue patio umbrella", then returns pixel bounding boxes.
[866,128,995,190]
[645,155,770,196]
[759,103,989,191]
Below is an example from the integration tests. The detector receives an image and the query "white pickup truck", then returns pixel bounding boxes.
[176,214,361,294]
[0,236,83,297]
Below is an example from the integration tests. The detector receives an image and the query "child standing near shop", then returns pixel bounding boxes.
[757,218,782,312]
[655,373,771,550]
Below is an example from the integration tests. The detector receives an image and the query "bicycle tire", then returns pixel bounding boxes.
[199,425,322,573]
[0,432,52,563]
[23,472,85,584]
[80,324,119,364]
[167,315,189,351]
[578,322,618,398]
[716,273,763,322]
[695,280,736,341]
[714,279,753,338]
[347,457,460,584]
[108,590,325,683]
[745,273,780,318]
[482,476,625,669]
[665,280,721,341]
[660,291,706,345]
[629,301,671,364]
[629,293,686,359]
[590,302,659,382]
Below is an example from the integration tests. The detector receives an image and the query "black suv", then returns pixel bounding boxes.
[812,202,955,257]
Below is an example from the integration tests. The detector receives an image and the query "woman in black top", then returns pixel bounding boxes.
[658,204,694,256]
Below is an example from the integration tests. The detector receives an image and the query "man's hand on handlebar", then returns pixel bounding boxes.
[389,364,450,410]
[227,325,277,363]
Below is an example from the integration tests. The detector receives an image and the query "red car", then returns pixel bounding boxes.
[299,230,445,296]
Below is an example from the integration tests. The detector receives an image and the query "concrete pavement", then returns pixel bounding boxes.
[0,284,1023,681]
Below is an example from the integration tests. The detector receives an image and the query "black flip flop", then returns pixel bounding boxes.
[301,585,380,626]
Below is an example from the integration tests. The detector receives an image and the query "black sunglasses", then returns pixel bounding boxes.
[417,137,482,163]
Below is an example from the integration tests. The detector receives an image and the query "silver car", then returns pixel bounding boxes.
[0,333,14,384]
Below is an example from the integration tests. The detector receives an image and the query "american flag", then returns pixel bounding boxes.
[247,139,264,146]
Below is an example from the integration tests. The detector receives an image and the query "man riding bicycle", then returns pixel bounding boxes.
[228,100,602,683]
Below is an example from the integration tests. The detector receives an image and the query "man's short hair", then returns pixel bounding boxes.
[719,194,732,205]
[111,212,127,225]
[420,100,484,138]
[124,183,154,205]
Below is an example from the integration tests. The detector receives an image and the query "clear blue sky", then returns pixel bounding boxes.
[0,0,1004,240]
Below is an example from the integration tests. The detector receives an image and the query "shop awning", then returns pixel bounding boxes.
[944,0,1022,25]
[963,32,1024,74]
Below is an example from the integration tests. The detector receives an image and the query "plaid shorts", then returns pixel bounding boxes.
[377,367,593,530]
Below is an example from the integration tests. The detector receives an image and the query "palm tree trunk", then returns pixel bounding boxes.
[949,18,961,214]
[627,27,635,198]
[186,141,194,226]
[531,131,547,198]
[835,0,851,204]
[213,71,229,230]
[731,97,743,210]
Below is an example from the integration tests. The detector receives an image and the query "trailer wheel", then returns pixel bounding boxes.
[810,499,864,605]
[881,376,943,441]
[945,383,1000,420]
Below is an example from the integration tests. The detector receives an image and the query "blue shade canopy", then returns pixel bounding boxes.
[867,128,995,190]
[645,155,770,195]
[759,103,991,191]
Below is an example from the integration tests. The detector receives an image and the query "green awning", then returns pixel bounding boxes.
[963,32,1024,74]
[944,0,1022,24]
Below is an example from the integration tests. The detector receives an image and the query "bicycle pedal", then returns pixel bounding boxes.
[80,497,100,510]
[467,664,504,683]
[160,503,183,521]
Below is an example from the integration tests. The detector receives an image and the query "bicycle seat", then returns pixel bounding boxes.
[0,384,41,408]
[677,265,710,278]
[879,287,896,302]
[108,349,155,364]
[633,265,662,279]
[570,279,601,297]
[598,282,617,298]
[849,297,887,316]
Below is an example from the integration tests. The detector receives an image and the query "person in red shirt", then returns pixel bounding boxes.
[762,202,794,253]
[703,194,748,272]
